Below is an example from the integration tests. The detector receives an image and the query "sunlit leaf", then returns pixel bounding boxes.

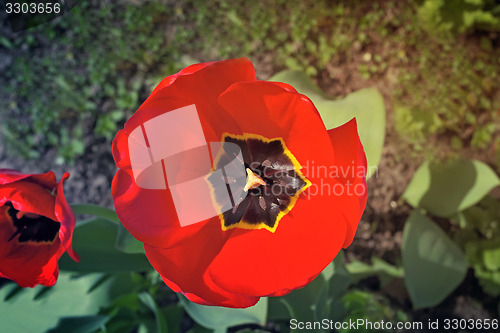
[346,257,403,288]
[402,210,467,309]
[474,265,500,297]
[270,70,386,174]
[0,273,114,333]
[59,218,151,272]
[402,160,500,217]
[483,244,500,271]
[180,296,267,330]
[341,290,406,331]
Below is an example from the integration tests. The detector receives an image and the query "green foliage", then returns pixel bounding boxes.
[402,159,500,217]
[393,42,499,156]
[1,0,169,163]
[58,218,151,272]
[346,257,404,288]
[402,210,467,309]
[458,196,500,240]
[0,273,116,332]
[466,239,500,296]
[138,292,169,333]
[180,297,268,331]
[115,223,145,254]
[402,158,500,302]
[47,315,110,333]
[418,0,500,34]
[0,270,176,333]
[455,196,500,296]
[341,290,408,333]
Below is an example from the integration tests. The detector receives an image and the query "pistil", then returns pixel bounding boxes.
[243,168,266,192]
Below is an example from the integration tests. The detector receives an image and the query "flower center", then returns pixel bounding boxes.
[207,133,311,232]
[4,203,60,244]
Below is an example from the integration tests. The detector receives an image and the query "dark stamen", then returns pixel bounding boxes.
[4,203,60,243]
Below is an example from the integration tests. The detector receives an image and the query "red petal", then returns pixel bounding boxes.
[54,172,79,261]
[327,118,367,248]
[207,196,348,297]
[0,181,58,220]
[112,58,257,247]
[0,207,62,287]
[112,129,131,169]
[0,169,56,189]
[217,81,332,171]
[0,169,29,184]
[112,168,217,248]
[143,223,259,308]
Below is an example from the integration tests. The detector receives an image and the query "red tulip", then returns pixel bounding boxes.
[0,170,79,287]
[112,58,367,307]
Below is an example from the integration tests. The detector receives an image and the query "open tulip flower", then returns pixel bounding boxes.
[0,170,79,287]
[112,58,367,308]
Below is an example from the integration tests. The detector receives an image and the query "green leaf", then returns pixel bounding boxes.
[341,290,404,330]
[267,297,293,321]
[0,273,114,333]
[474,265,500,297]
[281,274,327,323]
[186,323,213,333]
[138,292,168,333]
[402,160,500,217]
[329,252,352,298]
[180,296,267,330]
[47,315,110,333]
[402,210,467,309]
[346,257,404,288]
[162,304,184,333]
[270,70,386,174]
[483,245,500,271]
[59,218,151,272]
[71,204,120,223]
[115,223,145,254]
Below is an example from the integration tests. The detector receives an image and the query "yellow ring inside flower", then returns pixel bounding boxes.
[207,133,311,233]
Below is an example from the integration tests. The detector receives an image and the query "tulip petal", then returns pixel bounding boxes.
[0,181,58,220]
[0,171,77,287]
[54,173,79,261]
[207,196,347,297]
[0,207,62,287]
[111,59,368,307]
[327,118,367,248]
[217,81,333,173]
[0,169,56,189]
[112,58,258,248]
[143,223,259,308]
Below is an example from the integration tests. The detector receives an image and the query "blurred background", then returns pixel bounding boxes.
[1,0,500,332]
